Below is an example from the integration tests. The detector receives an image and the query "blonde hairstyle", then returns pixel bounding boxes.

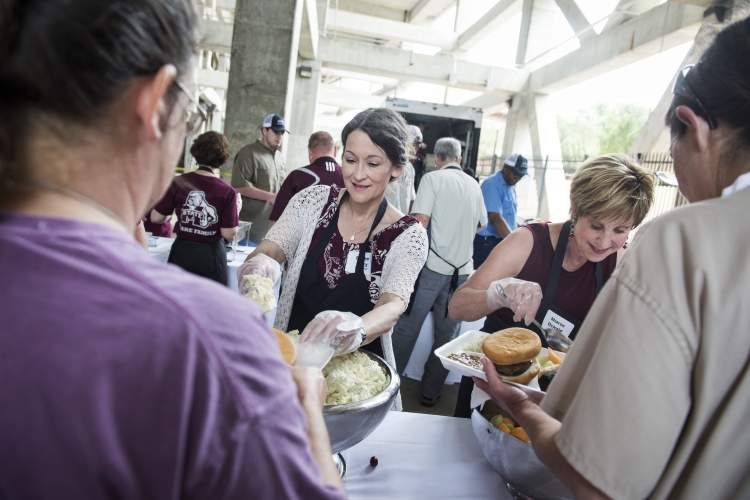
[569,154,655,228]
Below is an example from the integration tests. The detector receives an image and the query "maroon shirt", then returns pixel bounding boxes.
[154,172,238,243]
[269,156,344,221]
[143,218,172,237]
[495,222,617,325]
[308,185,420,304]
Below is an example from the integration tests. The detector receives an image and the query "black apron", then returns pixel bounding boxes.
[287,193,388,357]
[454,220,603,417]
[404,165,469,318]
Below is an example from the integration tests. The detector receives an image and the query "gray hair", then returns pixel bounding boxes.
[434,138,462,163]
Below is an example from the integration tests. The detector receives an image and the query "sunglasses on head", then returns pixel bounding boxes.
[672,65,717,130]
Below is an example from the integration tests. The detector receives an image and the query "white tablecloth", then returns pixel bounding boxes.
[147,237,279,327]
[403,313,485,384]
[342,412,511,499]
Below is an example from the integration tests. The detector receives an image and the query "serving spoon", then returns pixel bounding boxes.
[494,283,573,353]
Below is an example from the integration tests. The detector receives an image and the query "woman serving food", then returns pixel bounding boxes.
[450,154,654,417]
[238,108,428,396]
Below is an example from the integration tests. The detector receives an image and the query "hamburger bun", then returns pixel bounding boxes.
[482,328,542,385]
[272,328,297,366]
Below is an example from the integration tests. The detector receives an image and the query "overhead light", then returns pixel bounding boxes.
[299,66,313,78]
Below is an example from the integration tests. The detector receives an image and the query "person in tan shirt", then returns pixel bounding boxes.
[475,15,750,500]
[231,114,287,243]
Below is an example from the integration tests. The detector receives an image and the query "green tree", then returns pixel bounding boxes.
[557,103,649,166]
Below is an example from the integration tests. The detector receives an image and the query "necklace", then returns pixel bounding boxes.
[344,203,374,242]
[26,178,131,231]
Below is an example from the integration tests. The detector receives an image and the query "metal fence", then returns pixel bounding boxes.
[476,153,686,231]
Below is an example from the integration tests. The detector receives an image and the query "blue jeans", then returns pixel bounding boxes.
[473,234,502,269]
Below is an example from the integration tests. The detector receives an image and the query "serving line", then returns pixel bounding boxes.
[341,411,514,499]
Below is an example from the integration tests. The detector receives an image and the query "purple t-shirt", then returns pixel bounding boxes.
[154,172,239,243]
[0,212,345,500]
[269,156,344,221]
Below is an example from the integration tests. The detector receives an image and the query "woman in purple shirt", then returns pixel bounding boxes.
[0,0,345,498]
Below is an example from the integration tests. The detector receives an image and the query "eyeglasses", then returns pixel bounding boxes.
[672,65,717,130]
[174,80,207,135]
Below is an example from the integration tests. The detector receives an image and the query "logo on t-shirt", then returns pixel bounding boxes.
[181,190,218,229]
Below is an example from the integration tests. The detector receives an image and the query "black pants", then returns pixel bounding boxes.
[168,237,228,287]
[453,313,509,418]
[473,234,502,270]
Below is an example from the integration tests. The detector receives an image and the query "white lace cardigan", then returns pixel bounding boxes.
[265,185,428,410]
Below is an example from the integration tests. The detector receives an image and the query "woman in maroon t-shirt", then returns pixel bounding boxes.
[449,154,655,417]
[152,131,239,285]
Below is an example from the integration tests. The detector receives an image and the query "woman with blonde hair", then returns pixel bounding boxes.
[450,153,654,416]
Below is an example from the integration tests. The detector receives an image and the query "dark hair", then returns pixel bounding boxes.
[0,0,198,181]
[341,108,414,176]
[666,15,750,147]
[308,131,335,150]
[190,131,229,168]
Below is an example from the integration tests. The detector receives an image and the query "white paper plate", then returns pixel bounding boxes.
[436,330,564,400]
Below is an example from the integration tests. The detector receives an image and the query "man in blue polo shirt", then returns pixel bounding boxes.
[473,153,528,269]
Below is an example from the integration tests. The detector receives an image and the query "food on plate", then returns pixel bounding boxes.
[242,274,276,313]
[537,356,561,376]
[488,414,531,444]
[538,371,557,392]
[369,456,379,467]
[284,329,300,342]
[482,328,541,385]
[272,328,297,365]
[323,351,388,405]
[447,352,484,370]
[548,348,563,365]
[462,333,489,354]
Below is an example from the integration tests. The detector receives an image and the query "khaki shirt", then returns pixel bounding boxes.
[412,164,487,275]
[541,186,750,500]
[231,139,286,242]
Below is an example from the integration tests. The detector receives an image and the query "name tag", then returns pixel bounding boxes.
[541,310,575,337]
[345,250,372,278]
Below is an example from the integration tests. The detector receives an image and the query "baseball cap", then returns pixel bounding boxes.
[504,153,528,176]
[262,114,288,132]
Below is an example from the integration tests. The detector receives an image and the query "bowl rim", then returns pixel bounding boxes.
[323,350,400,415]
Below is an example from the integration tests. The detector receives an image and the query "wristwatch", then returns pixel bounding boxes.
[358,327,367,345]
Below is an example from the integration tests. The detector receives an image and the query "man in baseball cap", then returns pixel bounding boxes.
[230,114,289,243]
[473,153,528,268]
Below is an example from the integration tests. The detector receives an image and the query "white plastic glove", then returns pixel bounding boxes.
[486,278,543,326]
[237,253,281,291]
[300,310,365,356]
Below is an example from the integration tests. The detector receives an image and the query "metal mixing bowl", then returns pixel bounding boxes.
[323,351,400,453]
[471,409,574,500]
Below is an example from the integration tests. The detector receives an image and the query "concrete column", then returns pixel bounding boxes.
[285,59,322,173]
[223,0,305,173]
[527,92,568,221]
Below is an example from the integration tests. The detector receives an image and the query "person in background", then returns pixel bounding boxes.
[473,154,527,269]
[0,0,346,496]
[237,108,428,411]
[231,113,287,243]
[392,137,487,407]
[413,124,427,191]
[152,131,238,286]
[144,215,172,237]
[477,15,750,499]
[384,125,420,214]
[450,154,654,417]
[269,131,344,227]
